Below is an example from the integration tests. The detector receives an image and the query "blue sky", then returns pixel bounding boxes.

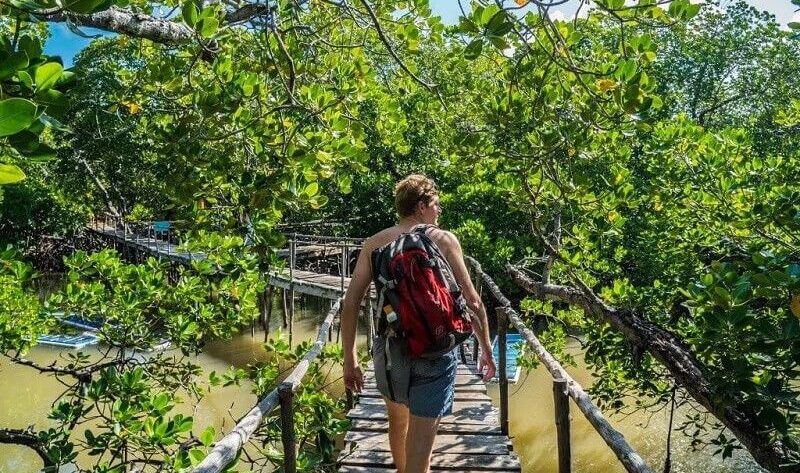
[45,1,798,67]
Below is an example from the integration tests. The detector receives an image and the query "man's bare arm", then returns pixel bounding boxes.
[434,229,496,379]
[341,239,374,392]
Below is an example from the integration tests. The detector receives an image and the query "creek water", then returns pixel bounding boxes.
[1,295,765,472]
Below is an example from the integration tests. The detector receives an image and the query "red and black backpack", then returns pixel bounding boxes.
[371,225,472,358]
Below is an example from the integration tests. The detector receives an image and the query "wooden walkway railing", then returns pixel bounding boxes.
[194,299,342,473]
[465,256,653,473]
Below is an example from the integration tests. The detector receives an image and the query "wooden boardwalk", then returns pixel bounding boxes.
[338,349,521,473]
[90,223,520,473]
[90,225,367,299]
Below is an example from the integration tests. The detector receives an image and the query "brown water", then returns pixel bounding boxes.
[0,298,765,473]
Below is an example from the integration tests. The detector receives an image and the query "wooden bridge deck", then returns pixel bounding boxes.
[339,354,521,472]
[91,224,520,472]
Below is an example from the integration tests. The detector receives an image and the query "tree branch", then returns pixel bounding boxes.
[33,7,195,44]
[0,428,51,467]
[355,0,436,92]
[28,3,272,44]
[506,264,795,473]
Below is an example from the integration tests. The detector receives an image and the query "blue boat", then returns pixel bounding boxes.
[491,332,524,383]
[36,333,99,349]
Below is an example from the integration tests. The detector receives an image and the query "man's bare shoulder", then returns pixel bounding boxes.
[363,226,402,253]
[427,227,460,251]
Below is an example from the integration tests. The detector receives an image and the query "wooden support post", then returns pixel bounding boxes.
[336,314,342,344]
[328,302,334,343]
[554,378,572,473]
[279,382,296,473]
[344,241,349,278]
[264,286,274,342]
[289,236,295,348]
[282,289,289,329]
[496,306,509,437]
[340,241,345,294]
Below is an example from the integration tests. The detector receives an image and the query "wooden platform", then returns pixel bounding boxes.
[338,355,521,472]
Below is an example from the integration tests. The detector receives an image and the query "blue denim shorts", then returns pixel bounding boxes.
[372,336,457,418]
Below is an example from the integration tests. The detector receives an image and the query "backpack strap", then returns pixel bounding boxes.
[412,224,437,235]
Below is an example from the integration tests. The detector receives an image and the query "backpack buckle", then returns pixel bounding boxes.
[378,275,396,290]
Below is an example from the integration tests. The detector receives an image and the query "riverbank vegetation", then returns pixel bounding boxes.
[1,0,799,471]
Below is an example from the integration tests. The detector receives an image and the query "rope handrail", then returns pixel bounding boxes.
[464,256,652,473]
[193,298,342,473]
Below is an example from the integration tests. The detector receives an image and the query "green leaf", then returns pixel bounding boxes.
[684,3,701,20]
[0,98,37,137]
[199,17,219,39]
[337,174,352,194]
[304,181,319,197]
[188,448,206,465]
[0,51,29,80]
[182,0,199,26]
[309,194,328,209]
[199,426,215,447]
[35,62,63,92]
[18,35,41,61]
[464,39,484,60]
[789,22,800,30]
[0,164,26,184]
[486,11,512,36]
[17,70,32,88]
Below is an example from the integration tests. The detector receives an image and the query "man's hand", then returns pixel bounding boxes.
[477,349,497,382]
[344,361,364,393]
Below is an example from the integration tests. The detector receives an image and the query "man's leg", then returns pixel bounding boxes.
[405,414,440,473]
[384,397,410,473]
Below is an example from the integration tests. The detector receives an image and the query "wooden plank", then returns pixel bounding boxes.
[363,373,484,386]
[361,383,487,394]
[357,389,491,402]
[338,450,520,471]
[347,402,498,425]
[339,467,521,473]
[364,365,477,376]
[344,431,511,455]
[346,418,502,435]
[357,397,495,407]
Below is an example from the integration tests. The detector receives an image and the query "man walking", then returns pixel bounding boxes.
[341,174,496,473]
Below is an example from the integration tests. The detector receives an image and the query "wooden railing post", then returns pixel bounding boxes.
[279,382,296,473]
[554,378,572,473]
[339,241,345,294]
[496,306,509,437]
[344,241,349,278]
[289,234,296,348]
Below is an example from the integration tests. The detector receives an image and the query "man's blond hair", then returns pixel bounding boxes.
[394,174,438,218]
